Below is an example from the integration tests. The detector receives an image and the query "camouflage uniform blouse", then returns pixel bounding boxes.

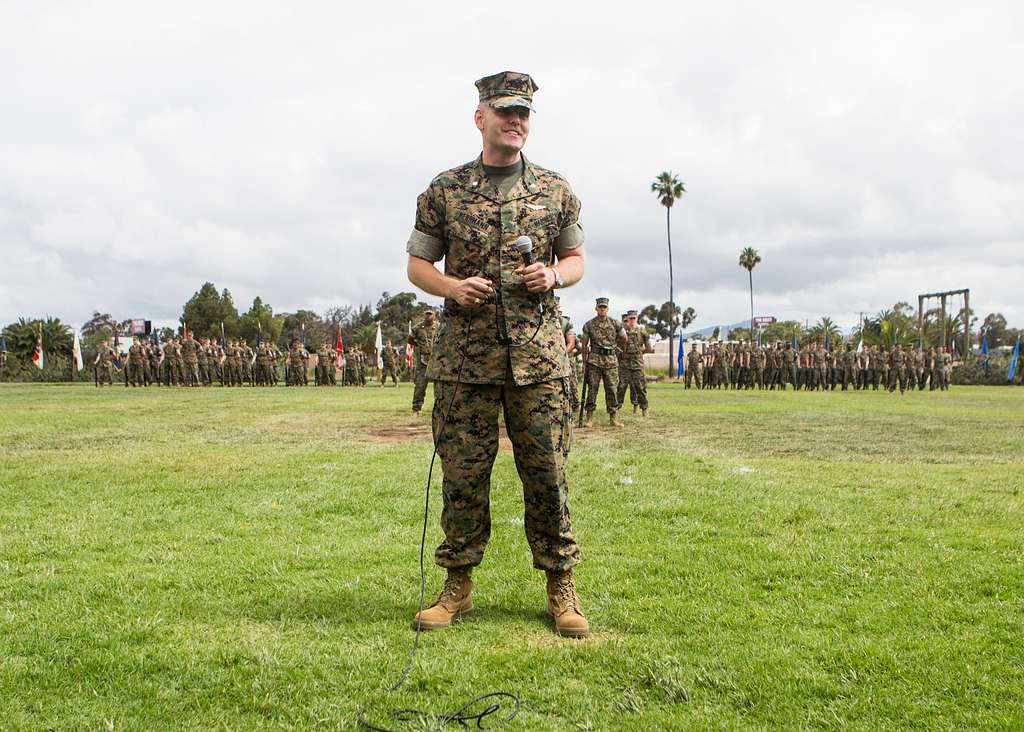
[410,320,438,366]
[582,317,625,370]
[407,155,583,386]
[622,326,650,370]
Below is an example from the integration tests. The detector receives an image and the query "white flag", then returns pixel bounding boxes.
[375,322,384,370]
[72,330,84,371]
[856,337,863,353]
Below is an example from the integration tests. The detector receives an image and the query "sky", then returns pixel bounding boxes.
[2,1,1022,335]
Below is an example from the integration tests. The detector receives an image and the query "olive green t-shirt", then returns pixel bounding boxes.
[483,159,524,198]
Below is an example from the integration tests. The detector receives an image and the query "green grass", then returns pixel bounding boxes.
[1,382,1022,730]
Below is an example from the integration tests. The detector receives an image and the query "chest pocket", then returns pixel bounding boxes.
[513,201,560,261]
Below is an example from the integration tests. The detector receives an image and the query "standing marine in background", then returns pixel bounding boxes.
[409,310,438,415]
[380,339,400,386]
[581,297,626,428]
[685,343,703,389]
[617,310,652,416]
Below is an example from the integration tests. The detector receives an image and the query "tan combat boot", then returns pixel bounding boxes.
[609,412,623,427]
[584,411,594,428]
[411,568,474,631]
[641,408,648,418]
[633,404,638,414]
[545,569,589,638]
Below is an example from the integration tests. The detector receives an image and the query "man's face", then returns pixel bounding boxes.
[476,103,530,155]
[626,316,637,329]
[425,312,435,324]
[595,305,608,318]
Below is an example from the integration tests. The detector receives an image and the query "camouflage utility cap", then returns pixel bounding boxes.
[595,297,609,307]
[475,71,538,110]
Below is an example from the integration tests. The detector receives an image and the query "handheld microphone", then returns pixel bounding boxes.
[513,236,534,265]
[513,235,544,313]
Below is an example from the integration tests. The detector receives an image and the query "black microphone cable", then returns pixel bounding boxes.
[357,316,521,731]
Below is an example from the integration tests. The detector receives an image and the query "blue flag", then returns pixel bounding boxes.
[1009,336,1021,382]
[791,333,798,350]
[981,334,989,375]
[824,335,830,352]
[0,334,7,351]
[677,337,685,378]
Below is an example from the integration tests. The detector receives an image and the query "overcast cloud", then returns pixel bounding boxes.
[2,1,1022,334]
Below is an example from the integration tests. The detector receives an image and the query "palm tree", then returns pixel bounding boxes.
[651,171,686,376]
[808,317,842,349]
[738,247,761,333]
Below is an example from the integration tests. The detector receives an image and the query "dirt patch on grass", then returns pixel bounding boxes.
[367,425,431,443]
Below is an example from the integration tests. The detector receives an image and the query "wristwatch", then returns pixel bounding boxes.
[551,266,564,289]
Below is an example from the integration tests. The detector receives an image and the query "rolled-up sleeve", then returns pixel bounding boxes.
[554,183,584,255]
[406,182,447,262]
[406,229,445,262]
[553,222,584,254]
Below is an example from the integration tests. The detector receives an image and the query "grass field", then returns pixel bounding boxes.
[1,382,1022,731]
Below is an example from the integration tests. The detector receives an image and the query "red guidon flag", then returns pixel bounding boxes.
[405,320,414,369]
[32,328,44,370]
[335,326,345,369]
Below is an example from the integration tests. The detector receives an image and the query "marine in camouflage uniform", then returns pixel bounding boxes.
[616,310,651,415]
[380,339,400,386]
[405,71,588,637]
[196,338,209,385]
[409,312,438,412]
[582,298,626,427]
[685,343,703,389]
[888,345,907,394]
[286,341,307,385]
[180,333,200,386]
[127,337,146,387]
[94,340,117,386]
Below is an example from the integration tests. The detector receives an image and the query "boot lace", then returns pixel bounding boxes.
[437,575,465,606]
[554,574,578,611]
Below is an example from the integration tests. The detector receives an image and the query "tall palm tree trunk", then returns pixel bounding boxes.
[748,269,754,333]
[666,207,674,378]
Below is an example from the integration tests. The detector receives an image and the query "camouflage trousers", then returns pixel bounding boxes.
[381,364,399,385]
[684,365,702,389]
[286,364,305,385]
[412,360,430,410]
[97,363,113,385]
[616,367,647,409]
[184,360,200,386]
[584,364,619,414]
[128,361,145,386]
[432,378,579,572]
[888,366,907,393]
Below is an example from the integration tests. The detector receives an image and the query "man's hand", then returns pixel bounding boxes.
[516,263,555,293]
[448,276,494,307]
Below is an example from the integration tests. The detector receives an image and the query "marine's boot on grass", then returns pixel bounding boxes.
[545,569,589,638]
[633,404,638,414]
[411,568,473,631]
[609,412,623,428]
[584,411,594,428]
[641,408,648,418]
